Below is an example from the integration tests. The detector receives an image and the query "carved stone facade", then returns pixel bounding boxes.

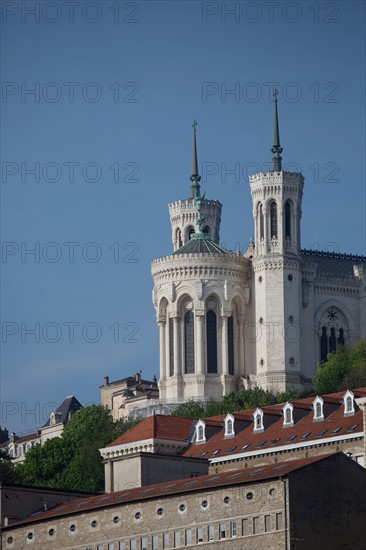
[151,110,366,405]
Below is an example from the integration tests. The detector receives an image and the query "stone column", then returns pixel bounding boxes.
[195,313,205,375]
[173,317,181,376]
[221,315,229,375]
[238,315,245,376]
[158,320,166,381]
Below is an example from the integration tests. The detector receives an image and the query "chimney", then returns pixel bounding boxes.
[153,375,157,385]
[104,376,109,386]
[135,372,141,383]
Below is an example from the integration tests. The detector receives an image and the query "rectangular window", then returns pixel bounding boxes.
[174,531,181,547]
[276,512,283,530]
[265,515,271,532]
[97,546,103,550]
[141,537,148,550]
[242,518,248,536]
[185,529,192,545]
[130,539,137,550]
[208,525,214,541]
[152,535,159,550]
[108,544,115,550]
[163,533,169,549]
[197,527,203,543]
[219,524,226,540]
[231,521,237,537]
[253,516,260,534]
[119,542,126,550]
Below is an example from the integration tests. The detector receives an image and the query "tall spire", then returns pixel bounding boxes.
[190,120,201,199]
[271,89,283,171]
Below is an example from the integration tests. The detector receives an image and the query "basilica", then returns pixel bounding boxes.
[151,94,366,407]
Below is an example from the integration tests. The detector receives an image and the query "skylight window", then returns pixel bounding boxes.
[249,468,265,476]
[226,446,237,453]
[332,427,342,433]
[270,438,281,446]
[273,464,288,471]
[200,452,207,458]
[212,449,222,456]
[300,432,311,440]
[287,435,297,441]
[348,424,359,431]
[256,440,267,448]
[241,443,250,450]
[161,484,177,491]
[317,429,327,437]
[227,472,243,480]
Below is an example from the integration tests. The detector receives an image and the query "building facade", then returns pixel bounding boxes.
[151,101,366,407]
[100,388,366,494]
[1,396,82,464]
[3,453,366,550]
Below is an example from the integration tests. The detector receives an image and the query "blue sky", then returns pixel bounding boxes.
[1,0,365,433]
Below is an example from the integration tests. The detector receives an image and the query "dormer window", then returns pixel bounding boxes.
[224,414,235,437]
[313,396,324,421]
[50,412,56,425]
[195,420,206,443]
[253,408,264,432]
[283,403,294,427]
[343,390,355,416]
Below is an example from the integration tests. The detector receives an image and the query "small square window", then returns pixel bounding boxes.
[265,515,271,532]
[276,512,283,530]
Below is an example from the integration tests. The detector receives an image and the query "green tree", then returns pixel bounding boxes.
[16,405,139,492]
[313,339,366,394]
[0,448,17,485]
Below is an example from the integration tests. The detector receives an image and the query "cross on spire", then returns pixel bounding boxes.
[190,119,201,199]
[271,88,283,171]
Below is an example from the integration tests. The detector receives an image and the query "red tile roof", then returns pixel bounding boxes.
[6,453,342,527]
[181,388,366,460]
[107,388,366,456]
[107,415,195,447]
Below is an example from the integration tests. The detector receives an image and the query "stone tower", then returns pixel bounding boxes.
[249,90,305,391]
[152,122,250,407]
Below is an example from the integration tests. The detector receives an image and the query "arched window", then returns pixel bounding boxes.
[188,226,195,241]
[228,316,234,375]
[203,226,210,237]
[344,391,355,416]
[319,308,348,363]
[313,397,324,421]
[270,201,277,239]
[169,318,174,377]
[285,201,291,240]
[283,403,294,427]
[225,415,235,437]
[184,311,195,374]
[196,421,206,443]
[253,408,264,432]
[259,203,264,241]
[329,327,336,353]
[176,229,182,248]
[320,326,328,362]
[206,310,217,373]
